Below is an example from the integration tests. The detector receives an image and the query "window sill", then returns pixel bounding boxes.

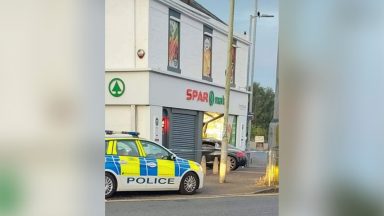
[167,66,181,73]
[202,76,213,82]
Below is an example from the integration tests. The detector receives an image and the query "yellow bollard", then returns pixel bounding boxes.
[201,155,207,176]
[213,157,219,175]
[226,158,231,174]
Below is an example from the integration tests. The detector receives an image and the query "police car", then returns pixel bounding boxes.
[105,130,204,198]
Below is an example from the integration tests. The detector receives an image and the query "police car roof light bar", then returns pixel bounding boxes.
[105,130,140,137]
[105,130,113,135]
[121,131,140,137]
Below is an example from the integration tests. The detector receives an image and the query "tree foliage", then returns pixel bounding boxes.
[251,82,275,141]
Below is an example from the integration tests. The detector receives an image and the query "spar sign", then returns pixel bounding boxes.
[186,89,224,106]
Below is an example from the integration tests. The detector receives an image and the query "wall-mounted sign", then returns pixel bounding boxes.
[154,117,160,143]
[108,78,125,97]
[255,136,265,143]
[186,89,224,106]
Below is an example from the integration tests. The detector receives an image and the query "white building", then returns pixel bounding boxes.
[106,0,250,161]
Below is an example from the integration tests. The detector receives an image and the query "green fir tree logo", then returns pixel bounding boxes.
[108,78,125,97]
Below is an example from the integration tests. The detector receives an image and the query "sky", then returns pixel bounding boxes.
[196,0,279,90]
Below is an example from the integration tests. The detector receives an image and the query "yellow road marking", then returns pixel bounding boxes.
[106,193,278,203]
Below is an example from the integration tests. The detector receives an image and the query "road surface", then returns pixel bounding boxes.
[106,194,278,216]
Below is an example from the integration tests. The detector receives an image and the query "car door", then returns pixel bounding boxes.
[114,139,147,191]
[140,141,178,190]
[105,139,120,175]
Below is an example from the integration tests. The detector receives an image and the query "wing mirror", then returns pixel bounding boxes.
[170,154,176,161]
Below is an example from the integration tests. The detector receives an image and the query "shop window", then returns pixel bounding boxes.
[202,112,237,146]
[224,40,237,87]
[202,26,213,81]
[228,115,237,146]
[202,112,223,139]
[168,9,181,73]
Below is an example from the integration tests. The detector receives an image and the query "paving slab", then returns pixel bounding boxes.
[202,167,266,195]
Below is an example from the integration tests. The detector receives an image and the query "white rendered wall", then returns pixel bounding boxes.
[136,105,151,139]
[105,105,132,131]
[106,0,149,70]
[148,0,249,90]
[149,105,163,145]
[149,72,248,116]
[105,72,150,105]
[236,115,247,150]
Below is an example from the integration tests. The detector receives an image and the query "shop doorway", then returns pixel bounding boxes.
[162,108,203,161]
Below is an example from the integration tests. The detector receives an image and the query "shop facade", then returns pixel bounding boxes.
[106,0,250,161]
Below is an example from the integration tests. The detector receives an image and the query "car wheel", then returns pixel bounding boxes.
[105,173,117,198]
[179,172,199,195]
[229,156,239,171]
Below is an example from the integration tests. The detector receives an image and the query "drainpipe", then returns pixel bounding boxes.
[131,105,136,131]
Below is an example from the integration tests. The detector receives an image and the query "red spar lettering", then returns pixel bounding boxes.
[203,92,208,102]
[192,90,198,100]
[186,89,193,100]
[186,89,209,102]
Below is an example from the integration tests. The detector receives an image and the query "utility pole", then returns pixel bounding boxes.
[219,0,235,184]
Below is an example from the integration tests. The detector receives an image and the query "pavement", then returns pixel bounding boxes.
[202,166,267,195]
[107,167,271,201]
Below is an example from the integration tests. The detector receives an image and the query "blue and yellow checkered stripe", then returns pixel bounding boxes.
[105,156,199,177]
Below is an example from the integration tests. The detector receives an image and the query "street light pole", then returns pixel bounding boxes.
[246,1,274,151]
[219,0,235,184]
[246,0,258,151]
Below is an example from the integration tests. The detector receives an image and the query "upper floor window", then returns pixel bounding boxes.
[168,9,181,73]
[231,39,237,86]
[202,26,213,81]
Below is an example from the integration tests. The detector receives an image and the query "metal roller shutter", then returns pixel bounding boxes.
[171,113,196,160]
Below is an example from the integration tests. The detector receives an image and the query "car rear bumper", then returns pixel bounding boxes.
[205,157,247,167]
[238,157,247,166]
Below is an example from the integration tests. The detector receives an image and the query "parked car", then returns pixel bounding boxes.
[201,138,247,171]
